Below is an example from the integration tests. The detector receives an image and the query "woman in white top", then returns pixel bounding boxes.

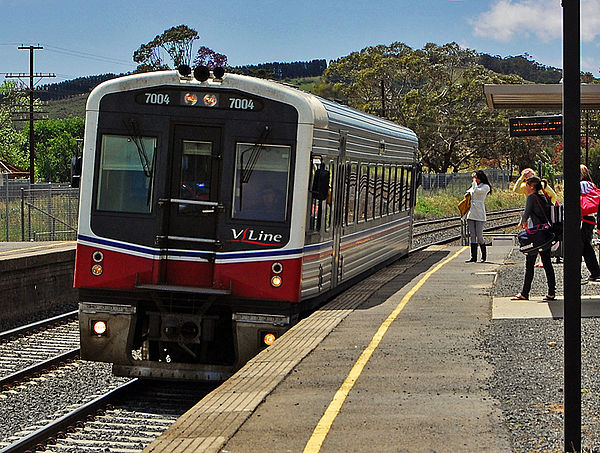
[465,170,492,262]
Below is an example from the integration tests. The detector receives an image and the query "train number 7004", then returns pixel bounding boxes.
[229,98,255,110]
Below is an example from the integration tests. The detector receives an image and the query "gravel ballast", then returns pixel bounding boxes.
[484,247,600,452]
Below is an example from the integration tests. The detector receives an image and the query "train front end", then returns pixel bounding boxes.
[75,69,315,380]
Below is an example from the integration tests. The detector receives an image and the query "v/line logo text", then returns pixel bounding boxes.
[231,228,283,246]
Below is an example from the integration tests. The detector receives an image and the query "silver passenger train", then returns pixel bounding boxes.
[74,66,419,380]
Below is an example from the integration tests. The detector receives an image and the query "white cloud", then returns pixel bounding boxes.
[473,0,600,43]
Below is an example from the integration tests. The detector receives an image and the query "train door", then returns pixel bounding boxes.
[160,125,222,283]
[330,158,345,287]
[331,131,347,287]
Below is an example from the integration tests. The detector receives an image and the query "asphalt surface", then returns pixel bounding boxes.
[222,245,512,453]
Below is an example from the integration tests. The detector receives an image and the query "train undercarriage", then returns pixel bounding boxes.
[78,288,295,381]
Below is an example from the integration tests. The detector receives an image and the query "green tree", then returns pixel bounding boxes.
[321,42,525,173]
[134,25,199,71]
[0,81,28,168]
[30,117,84,182]
[133,24,227,72]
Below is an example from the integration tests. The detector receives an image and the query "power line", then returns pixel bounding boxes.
[43,44,135,68]
[4,45,55,183]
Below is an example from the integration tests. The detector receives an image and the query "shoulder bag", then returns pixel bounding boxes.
[517,194,557,255]
[457,193,471,216]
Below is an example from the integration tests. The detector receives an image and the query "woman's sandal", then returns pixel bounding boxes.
[511,294,528,300]
[543,295,556,301]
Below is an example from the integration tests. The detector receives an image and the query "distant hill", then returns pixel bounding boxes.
[38,74,121,101]
[37,59,328,103]
[44,93,87,119]
[234,59,327,79]
[37,52,566,119]
[477,54,562,83]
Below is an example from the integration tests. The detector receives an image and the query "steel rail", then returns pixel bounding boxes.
[410,219,518,254]
[413,207,522,228]
[0,311,78,342]
[0,379,139,453]
[0,348,80,390]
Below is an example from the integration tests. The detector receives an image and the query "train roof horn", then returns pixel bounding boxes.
[177,64,192,78]
[193,66,211,82]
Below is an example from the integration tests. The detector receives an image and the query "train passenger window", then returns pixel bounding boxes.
[405,168,412,210]
[96,134,156,213]
[308,159,320,231]
[357,164,368,223]
[388,167,397,214]
[308,157,330,231]
[382,166,390,216]
[345,163,357,225]
[179,141,212,214]
[366,165,375,221]
[396,167,404,212]
[324,162,334,232]
[374,164,383,218]
[232,143,291,222]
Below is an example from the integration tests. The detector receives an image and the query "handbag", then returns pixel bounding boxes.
[458,193,471,216]
[518,194,557,255]
[518,223,555,254]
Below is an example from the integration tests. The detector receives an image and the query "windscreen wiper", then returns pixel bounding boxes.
[124,119,153,178]
[241,125,271,183]
[123,118,154,205]
[239,125,271,210]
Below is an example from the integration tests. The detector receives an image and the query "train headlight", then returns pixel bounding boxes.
[184,93,198,106]
[271,262,283,274]
[92,251,104,262]
[91,264,103,276]
[270,275,282,288]
[92,320,107,336]
[203,93,218,107]
[263,333,276,346]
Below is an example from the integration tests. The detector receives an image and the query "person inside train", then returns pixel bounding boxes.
[248,182,286,222]
[512,176,556,301]
[465,170,491,263]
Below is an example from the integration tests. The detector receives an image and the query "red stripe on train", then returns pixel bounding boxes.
[74,244,302,302]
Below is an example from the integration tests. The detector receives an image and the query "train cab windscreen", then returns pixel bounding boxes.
[232,143,291,222]
[96,134,156,213]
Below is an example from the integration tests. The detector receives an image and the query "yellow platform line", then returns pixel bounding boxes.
[0,241,74,256]
[303,246,468,453]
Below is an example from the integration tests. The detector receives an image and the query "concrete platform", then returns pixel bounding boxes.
[0,241,76,326]
[145,244,517,453]
[493,295,600,319]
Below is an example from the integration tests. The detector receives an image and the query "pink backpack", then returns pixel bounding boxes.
[580,181,600,220]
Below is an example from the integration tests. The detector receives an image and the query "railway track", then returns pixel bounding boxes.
[0,380,214,453]
[0,312,80,390]
[411,207,521,251]
[0,209,523,452]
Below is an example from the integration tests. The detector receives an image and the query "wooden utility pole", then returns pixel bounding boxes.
[4,45,55,183]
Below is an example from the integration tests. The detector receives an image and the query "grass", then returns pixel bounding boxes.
[414,188,560,220]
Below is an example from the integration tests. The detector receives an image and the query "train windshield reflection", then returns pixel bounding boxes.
[232,143,291,222]
[96,134,156,213]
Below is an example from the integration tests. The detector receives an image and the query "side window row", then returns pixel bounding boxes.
[308,158,414,233]
[345,162,413,226]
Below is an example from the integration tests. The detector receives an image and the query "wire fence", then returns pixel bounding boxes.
[0,175,79,242]
[0,169,557,242]
[419,169,512,196]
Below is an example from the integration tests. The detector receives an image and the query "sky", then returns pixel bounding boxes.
[1,0,600,84]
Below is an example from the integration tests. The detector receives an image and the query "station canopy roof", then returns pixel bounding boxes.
[484,83,600,110]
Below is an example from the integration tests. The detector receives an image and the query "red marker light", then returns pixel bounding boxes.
[184,93,198,105]
[203,94,217,107]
